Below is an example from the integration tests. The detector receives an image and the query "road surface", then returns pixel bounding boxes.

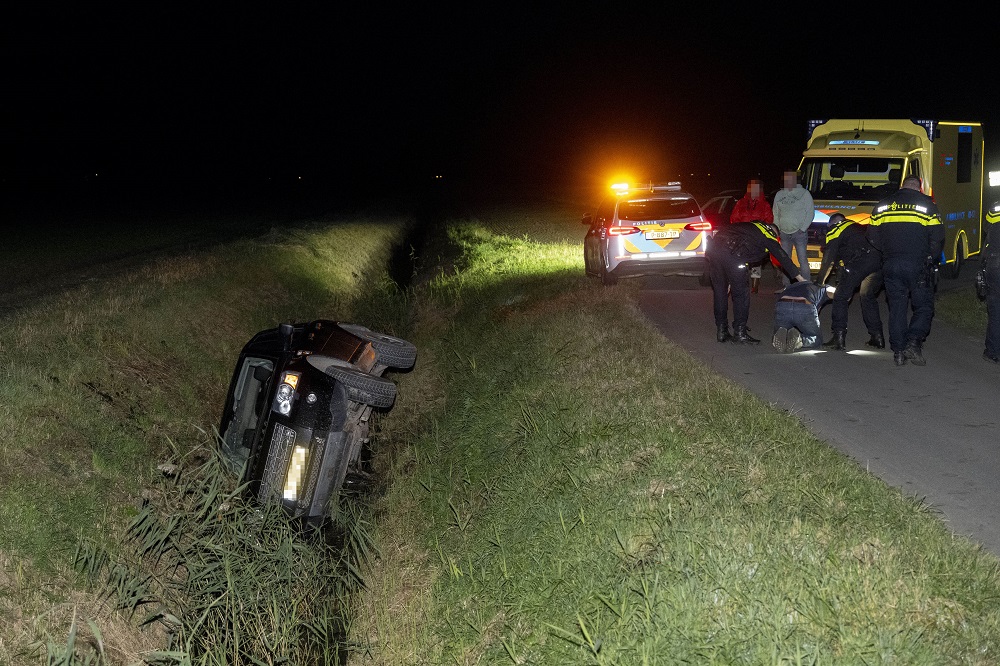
[637,260,1000,556]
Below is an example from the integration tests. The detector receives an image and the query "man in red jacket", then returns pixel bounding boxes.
[729,179,774,293]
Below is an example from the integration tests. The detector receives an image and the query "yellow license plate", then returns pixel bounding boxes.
[645,230,680,239]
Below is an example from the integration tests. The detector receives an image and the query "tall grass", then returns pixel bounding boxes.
[356,205,1000,664]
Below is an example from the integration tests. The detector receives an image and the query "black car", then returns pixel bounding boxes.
[218,319,416,528]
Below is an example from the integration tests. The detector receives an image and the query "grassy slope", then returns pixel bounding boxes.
[357,202,1000,664]
[0,209,413,664]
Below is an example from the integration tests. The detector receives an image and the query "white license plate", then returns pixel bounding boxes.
[645,230,680,239]
[808,261,822,270]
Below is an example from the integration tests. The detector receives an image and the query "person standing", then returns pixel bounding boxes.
[867,175,944,366]
[772,280,836,353]
[730,178,774,293]
[980,201,1000,364]
[707,220,806,344]
[772,169,815,286]
[815,212,886,350]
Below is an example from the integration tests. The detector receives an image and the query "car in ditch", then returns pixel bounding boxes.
[217,319,416,529]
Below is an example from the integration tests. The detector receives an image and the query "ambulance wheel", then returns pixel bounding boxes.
[949,239,965,279]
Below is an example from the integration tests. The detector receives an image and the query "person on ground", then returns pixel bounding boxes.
[867,175,944,366]
[815,212,886,350]
[707,220,806,345]
[772,280,836,353]
[772,169,815,287]
[980,201,1000,364]
[730,178,774,293]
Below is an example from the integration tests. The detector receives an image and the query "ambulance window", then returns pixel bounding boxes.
[908,160,922,184]
[957,129,972,184]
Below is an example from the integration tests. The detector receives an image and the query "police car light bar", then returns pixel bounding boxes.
[611,181,683,195]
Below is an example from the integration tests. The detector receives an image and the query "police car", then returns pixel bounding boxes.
[582,181,712,285]
[217,319,416,529]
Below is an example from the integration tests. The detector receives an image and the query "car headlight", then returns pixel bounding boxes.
[272,372,301,416]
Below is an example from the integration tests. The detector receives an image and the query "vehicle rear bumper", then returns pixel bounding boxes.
[609,255,708,278]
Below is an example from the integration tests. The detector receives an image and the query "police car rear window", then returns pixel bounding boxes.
[618,198,699,222]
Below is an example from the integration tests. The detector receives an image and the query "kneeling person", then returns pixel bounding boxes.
[773,281,836,353]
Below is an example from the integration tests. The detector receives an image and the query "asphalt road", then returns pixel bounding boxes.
[637,258,1000,556]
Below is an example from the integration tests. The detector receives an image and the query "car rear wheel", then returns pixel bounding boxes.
[338,323,417,369]
[314,357,397,408]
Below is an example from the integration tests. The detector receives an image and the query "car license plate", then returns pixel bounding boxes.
[809,261,822,270]
[645,230,680,239]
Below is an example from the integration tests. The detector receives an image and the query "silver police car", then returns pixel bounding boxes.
[582,181,712,285]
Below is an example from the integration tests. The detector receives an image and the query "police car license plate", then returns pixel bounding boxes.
[645,230,680,239]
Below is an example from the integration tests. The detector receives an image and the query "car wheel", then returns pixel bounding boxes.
[315,357,397,408]
[338,323,417,370]
[949,238,965,279]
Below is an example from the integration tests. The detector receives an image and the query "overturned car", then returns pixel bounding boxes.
[218,320,416,528]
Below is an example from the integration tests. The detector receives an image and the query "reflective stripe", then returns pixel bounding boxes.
[825,220,853,243]
[869,210,942,226]
[752,222,777,240]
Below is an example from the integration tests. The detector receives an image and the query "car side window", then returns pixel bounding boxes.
[595,198,615,226]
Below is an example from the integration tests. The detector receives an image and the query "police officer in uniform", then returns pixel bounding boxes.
[867,175,944,366]
[815,212,886,350]
[980,202,1000,363]
[707,220,806,344]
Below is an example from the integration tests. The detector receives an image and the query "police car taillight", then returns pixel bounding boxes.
[684,221,713,231]
[608,226,640,236]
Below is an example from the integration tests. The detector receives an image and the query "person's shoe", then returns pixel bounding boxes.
[984,351,1000,364]
[902,343,926,366]
[894,352,907,366]
[786,328,803,352]
[772,327,788,353]
[716,324,732,343]
[732,325,760,345]
[823,330,846,351]
[866,332,885,349]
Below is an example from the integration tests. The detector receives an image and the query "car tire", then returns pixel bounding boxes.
[316,358,397,408]
[338,323,417,370]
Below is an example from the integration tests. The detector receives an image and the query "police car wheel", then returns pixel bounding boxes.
[338,323,417,370]
[949,240,965,279]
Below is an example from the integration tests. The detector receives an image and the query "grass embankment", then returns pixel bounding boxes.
[0,206,414,664]
[357,203,1000,664]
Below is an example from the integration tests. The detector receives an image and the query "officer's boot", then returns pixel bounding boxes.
[828,330,847,351]
[903,341,926,366]
[732,324,760,345]
[866,331,885,349]
[716,323,732,343]
[822,331,839,348]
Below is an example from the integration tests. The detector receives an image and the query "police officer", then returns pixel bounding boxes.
[980,202,1000,364]
[815,212,886,351]
[867,175,944,366]
[707,220,806,344]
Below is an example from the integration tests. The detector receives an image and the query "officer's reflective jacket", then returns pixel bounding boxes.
[709,221,800,277]
[817,218,879,284]
[984,202,1000,263]
[867,187,944,261]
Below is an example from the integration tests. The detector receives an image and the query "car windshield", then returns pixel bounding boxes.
[618,197,699,222]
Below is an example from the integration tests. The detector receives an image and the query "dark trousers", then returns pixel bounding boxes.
[882,256,935,353]
[985,254,1000,358]
[707,250,750,328]
[774,301,822,348]
[830,254,884,335]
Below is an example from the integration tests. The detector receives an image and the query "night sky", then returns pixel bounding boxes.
[4,10,996,202]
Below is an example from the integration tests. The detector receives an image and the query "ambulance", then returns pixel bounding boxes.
[797,119,985,279]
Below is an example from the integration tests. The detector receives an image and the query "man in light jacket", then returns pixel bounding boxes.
[772,169,814,286]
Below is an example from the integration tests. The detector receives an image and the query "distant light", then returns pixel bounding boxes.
[990,171,1000,187]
